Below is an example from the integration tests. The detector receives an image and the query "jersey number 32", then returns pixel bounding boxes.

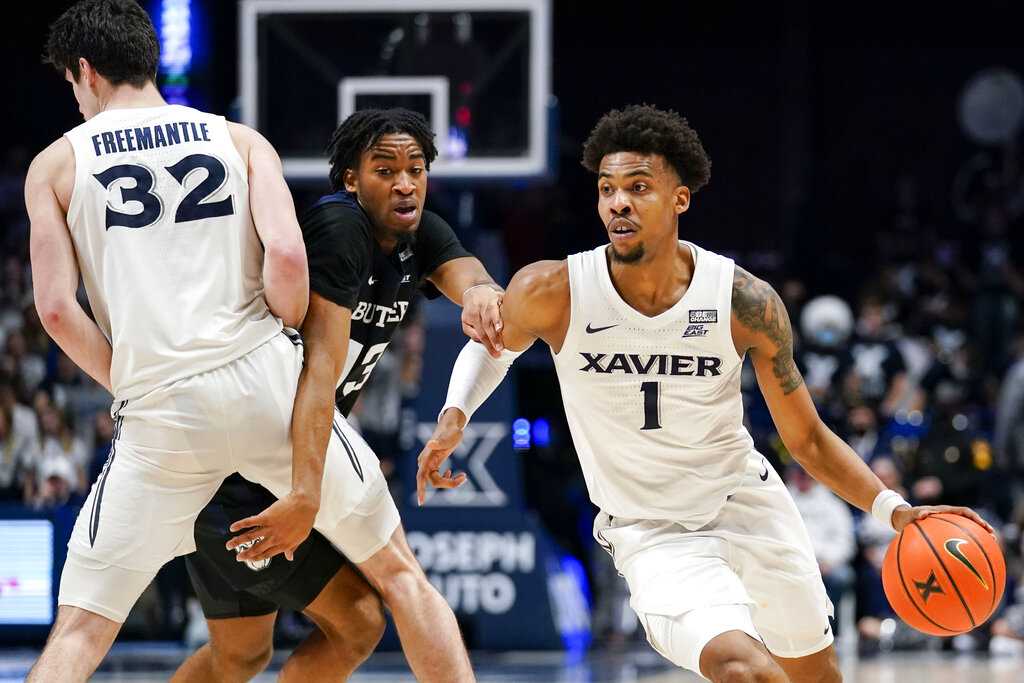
[93,153,234,230]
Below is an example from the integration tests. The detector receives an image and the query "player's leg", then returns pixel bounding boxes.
[698,630,788,682]
[772,646,841,683]
[176,544,281,682]
[283,564,386,681]
[235,339,472,682]
[26,606,121,682]
[724,455,842,683]
[354,523,473,683]
[171,614,276,683]
[638,605,788,682]
[594,509,783,681]
[182,472,383,682]
[323,433,471,683]
[31,392,228,682]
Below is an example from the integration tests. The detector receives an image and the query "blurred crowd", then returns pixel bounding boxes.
[3,151,1024,652]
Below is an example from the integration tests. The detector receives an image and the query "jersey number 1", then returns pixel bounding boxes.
[640,381,661,430]
[93,154,235,230]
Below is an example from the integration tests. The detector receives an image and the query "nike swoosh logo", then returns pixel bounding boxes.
[944,538,988,589]
[368,277,377,285]
[759,459,769,481]
[586,323,618,334]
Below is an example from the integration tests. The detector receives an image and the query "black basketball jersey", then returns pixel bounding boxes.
[301,190,470,416]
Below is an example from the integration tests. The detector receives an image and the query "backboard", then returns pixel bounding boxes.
[239,0,551,180]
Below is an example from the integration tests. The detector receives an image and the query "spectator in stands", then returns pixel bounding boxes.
[785,464,855,633]
[0,374,38,462]
[33,453,79,510]
[995,335,1024,474]
[3,329,45,395]
[971,206,1023,379]
[34,404,88,498]
[845,403,885,462]
[905,380,992,513]
[796,295,855,430]
[849,296,909,417]
[0,405,37,502]
[41,351,109,445]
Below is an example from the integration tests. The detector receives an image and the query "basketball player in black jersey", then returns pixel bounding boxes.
[174,110,500,682]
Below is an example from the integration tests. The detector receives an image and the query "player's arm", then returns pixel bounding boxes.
[26,140,113,394]
[416,260,568,503]
[229,122,308,328]
[428,256,505,356]
[731,265,992,533]
[229,293,351,562]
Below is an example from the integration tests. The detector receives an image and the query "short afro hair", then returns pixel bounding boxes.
[44,0,159,88]
[581,104,711,192]
[326,108,438,191]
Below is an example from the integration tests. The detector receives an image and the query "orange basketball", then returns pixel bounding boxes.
[882,513,1005,636]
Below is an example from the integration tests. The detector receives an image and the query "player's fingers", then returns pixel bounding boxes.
[416,465,428,505]
[462,320,483,343]
[225,529,265,550]
[431,469,464,489]
[946,506,994,532]
[238,542,283,562]
[481,310,504,355]
[485,299,504,336]
[917,506,994,533]
[229,515,264,533]
[475,325,500,357]
[285,549,295,562]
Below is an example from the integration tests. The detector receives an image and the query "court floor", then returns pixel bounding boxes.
[2,643,1023,682]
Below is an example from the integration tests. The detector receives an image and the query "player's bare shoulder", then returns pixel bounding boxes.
[503,260,570,350]
[25,137,75,211]
[730,265,802,394]
[226,121,281,167]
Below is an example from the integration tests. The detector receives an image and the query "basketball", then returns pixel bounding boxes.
[882,513,1005,636]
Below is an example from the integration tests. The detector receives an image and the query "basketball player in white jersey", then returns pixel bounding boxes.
[417,105,993,682]
[25,2,464,680]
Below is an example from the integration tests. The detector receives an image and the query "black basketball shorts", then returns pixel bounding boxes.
[185,474,346,619]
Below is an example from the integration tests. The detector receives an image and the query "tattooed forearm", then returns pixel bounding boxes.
[732,266,804,394]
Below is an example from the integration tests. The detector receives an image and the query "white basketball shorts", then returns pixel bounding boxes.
[59,330,397,622]
[593,452,834,677]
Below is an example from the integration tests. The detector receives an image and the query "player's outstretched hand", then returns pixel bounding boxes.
[891,504,995,534]
[226,491,319,562]
[462,285,504,358]
[416,410,468,505]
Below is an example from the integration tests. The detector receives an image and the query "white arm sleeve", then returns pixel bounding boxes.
[439,341,525,423]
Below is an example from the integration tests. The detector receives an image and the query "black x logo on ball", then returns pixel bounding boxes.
[914,570,945,603]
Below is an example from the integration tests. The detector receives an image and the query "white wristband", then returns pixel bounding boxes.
[438,341,524,424]
[871,489,911,532]
[462,283,502,300]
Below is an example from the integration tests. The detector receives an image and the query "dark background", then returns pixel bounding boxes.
[4,1,1023,294]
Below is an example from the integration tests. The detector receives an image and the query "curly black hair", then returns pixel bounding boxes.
[44,0,159,88]
[581,104,711,192]
[326,108,439,191]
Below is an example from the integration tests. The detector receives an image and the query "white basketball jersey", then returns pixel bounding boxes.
[551,242,755,526]
[63,105,280,401]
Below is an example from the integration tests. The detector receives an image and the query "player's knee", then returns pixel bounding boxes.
[377,566,431,607]
[354,600,387,658]
[708,658,784,683]
[334,596,386,661]
[213,641,273,678]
